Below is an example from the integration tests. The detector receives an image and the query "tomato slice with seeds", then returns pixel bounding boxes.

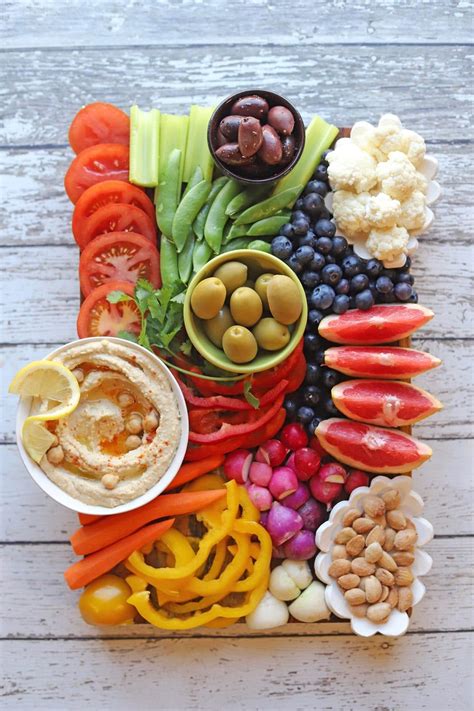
[79,232,161,297]
[76,203,157,250]
[64,144,130,204]
[69,103,130,154]
[77,281,141,338]
[72,181,154,242]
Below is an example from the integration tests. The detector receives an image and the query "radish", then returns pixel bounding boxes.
[318,462,347,484]
[266,502,303,546]
[269,466,298,500]
[249,461,273,487]
[280,423,308,450]
[259,510,269,527]
[247,483,273,511]
[297,498,327,532]
[344,469,370,494]
[282,529,317,560]
[223,449,253,485]
[309,476,343,505]
[255,439,286,467]
[294,447,321,480]
[285,452,297,472]
[284,481,310,510]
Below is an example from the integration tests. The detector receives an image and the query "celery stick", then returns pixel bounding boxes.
[271,116,338,203]
[129,106,160,187]
[183,105,215,183]
[159,114,189,186]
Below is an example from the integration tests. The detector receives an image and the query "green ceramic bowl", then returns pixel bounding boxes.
[184,249,308,374]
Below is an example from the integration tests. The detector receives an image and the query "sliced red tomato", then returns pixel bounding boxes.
[69,103,130,154]
[76,203,157,250]
[65,144,130,204]
[79,232,161,297]
[77,281,141,338]
[72,181,154,242]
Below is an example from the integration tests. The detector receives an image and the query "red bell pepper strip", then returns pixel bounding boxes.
[178,377,288,411]
[284,352,307,393]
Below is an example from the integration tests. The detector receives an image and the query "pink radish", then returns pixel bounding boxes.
[284,481,310,510]
[269,466,298,501]
[294,447,321,480]
[247,483,273,511]
[249,461,273,487]
[318,462,347,484]
[255,439,287,467]
[297,498,328,532]
[282,530,317,560]
[266,502,303,546]
[224,449,253,485]
[309,476,343,505]
[344,469,370,494]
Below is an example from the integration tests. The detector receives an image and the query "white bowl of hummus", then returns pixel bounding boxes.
[16,337,189,516]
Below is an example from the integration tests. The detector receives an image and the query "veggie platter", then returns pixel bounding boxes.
[9,92,441,636]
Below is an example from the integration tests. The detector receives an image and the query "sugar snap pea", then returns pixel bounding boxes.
[178,231,195,283]
[247,239,271,253]
[155,148,182,238]
[246,212,291,237]
[192,239,213,274]
[220,237,254,253]
[172,180,212,252]
[225,184,270,217]
[183,166,203,198]
[160,236,180,287]
[234,185,302,225]
[223,221,248,244]
[193,177,229,241]
[204,179,241,253]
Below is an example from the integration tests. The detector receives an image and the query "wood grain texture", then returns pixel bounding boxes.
[1,46,472,147]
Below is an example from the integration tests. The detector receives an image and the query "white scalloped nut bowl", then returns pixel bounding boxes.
[314,476,434,637]
[15,337,189,517]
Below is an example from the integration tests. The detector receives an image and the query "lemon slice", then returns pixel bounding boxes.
[21,420,57,463]
[9,360,81,420]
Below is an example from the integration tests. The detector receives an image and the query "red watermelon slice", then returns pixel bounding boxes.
[324,346,441,379]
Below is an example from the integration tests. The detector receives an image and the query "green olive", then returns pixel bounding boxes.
[253,318,290,351]
[222,325,258,364]
[191,277,226,320]
[213,261,248,294]
[203,306,234,347]
[254,273,274,309]
[230,286,263,327]
[267,275,302,325]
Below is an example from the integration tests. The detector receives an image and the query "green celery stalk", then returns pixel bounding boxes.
[183,105,215,183]
[271,116,338,203]
[129,106,160,187]
[159,114,189,187]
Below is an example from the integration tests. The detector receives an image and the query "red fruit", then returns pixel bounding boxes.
[309,436,327,457]
[332,379,442,427]
[318,462,346,484]
[280,423,308,450]
[255,439,287,467]
[309,476,343,504]
[324,345,442,379]
[315,418,432,474]
[345,470,370,494]
[318,304,434,345]
[294,447,321,480]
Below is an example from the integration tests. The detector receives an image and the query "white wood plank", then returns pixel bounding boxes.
[2,634,473,710]
[1,46,472,146]
[3,0,473,48]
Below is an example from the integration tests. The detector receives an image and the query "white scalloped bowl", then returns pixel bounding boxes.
[314,476,434,637]
[325,153,441,268]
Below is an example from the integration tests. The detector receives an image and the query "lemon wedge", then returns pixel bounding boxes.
[21,420,57,463]
[9,360,81,421]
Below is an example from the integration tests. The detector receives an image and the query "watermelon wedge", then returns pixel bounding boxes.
[318,304,434,345]
[315,418,432,474]
[324,346,442,379]
[332,379,443,427]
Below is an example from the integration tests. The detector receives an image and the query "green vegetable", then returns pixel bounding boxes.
[234,186,302,225]
[204,179,241,253]
[159,114,189,186]
[244,379,260,409]
[272,115,338,202]
[160,237,180,287]
[247,240,271,253]
[223,221,249,243]
[183,166,203,198]
[155,148,182,237]
[193,177,228,240]
[246,213,291,237]
[172,180,212,252]
[178,231,195,283]
[192,239,213,273]
[220,237,254,253]
[183,105,215,183]
[129,106,160,187]
[225,185,270,217]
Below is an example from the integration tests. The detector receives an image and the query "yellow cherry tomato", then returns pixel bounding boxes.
[79,574,135,626]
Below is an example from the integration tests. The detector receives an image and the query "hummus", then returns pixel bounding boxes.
[38,339,182,507]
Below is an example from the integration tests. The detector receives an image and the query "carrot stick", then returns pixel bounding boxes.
[78,513,102,526]
[164,454,224,491]
[64,518,175,590]
[70,489,227,555]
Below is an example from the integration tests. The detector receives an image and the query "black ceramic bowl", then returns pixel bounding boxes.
[208,89,305,186]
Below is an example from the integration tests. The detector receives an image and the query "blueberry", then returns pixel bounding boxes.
[322,368,341,389]
[310,284,335,310]
[305,363,321,385]
[331,235,348,256]
[323,397,339,416]
[408,290,418,303]
[303,193,325,218]
[355,289,375,310]
[271,235,293,260]
[301,270,321,289]
[292,217,310,235]
[286,254,303,274]
[314,219,336,239]
[291,210,307,222]
[279,223,295,239]
[324,254,336,264]
[309,416,322,435]
[402,256,412,271]
[382,291,396,303]
[382,269,398,281]
[294,197,305,211]
[309,251,326,272]
[332,293,350,314]
[298,231,317,249]
[303,385,321,406]
[297,406,315,424]
[316,236,333,255]
[307,309,324,328]
[368,280,378,298]
[335,278,350,295]
[375,275,394,294]
[284,394,300,420]
[295,245,315,265]
[350,273,370,293]
[315,348,326,365]
[320,151,331,166]
[396,272,414,285]
[313,164,329,182]
[304,333,320,352]
[394,282,413,301]
[342,254,363,277]
[304,180,328,197]
[349,295,357,309]
[365,258,383,278]
[321,263,343,286]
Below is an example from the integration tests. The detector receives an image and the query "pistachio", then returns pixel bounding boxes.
[343,508,361,527]
[366,525,385,547]
[365,575,383,604]
[346,534,365,557]
[345,588,366,606]
[386,509,407,531]
[328,559,352,578]
[394,567,414,587]
[379,551,398,572]
[337,573,361,590]
[375,568,395,587]
[397,587,414,612]
[352,517,376,534]
[363,495,385,519]
[382,489,401,511]
[394,529,418,550]
[335,527,356,545]
[392,551,415,566]
[365,542,383,563]
[332,545,349,560]
[367,602,391,624]
[351,557,375,577]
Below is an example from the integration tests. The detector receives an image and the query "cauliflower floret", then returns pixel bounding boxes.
[376,151,418,201]
[401,129,426,168]
[327,142,378,193]
[366,193,401,229]
[415,171,428,194]
[366,226,410,262]
[398,191,426,231]
[350,121,377,153]
[332,191,370,238]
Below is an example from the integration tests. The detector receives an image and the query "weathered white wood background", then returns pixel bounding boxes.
[1,1,473,709]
